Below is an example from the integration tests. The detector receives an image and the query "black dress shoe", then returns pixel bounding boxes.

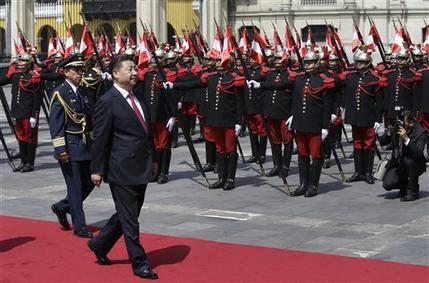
[395,190,407,199]
[259,156,266,164]
[20,164,34,173]
[157,173,168,184]
[51,204,70,230]
[363,174,375,184]
[291,184,307,197]
[400,194,419,202]
[304,186,318,198]
[87,240,112,265]
[323,159,331,169]
[13,163,25,172]
[133,268,158,280]
[223,179,235,191]
[346,173,362,183]
[209,179,225,189]
[202,163,215,172]
[74,230,93,238]
[266,166,279,177]
[246,156,257,163]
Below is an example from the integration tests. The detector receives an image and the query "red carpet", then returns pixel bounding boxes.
[0,215,428,283]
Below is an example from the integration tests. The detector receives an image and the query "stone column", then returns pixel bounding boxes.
[136,0,167,43]
[10,0,34,57]
[201,0,228,46]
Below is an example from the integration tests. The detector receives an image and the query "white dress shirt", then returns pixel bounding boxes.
[66,79,78,94]
[114,83,146,121]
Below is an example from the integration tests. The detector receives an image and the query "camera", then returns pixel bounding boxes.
[389,106,405,134]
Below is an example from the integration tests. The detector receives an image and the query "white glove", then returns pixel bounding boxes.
[29,117,37,128]
[177,101,183,110]
[321,129,329,141]
[246,80,253,89]
[373,122,381,133]
[330,114,337,123]
[340,107,346,119]
[102,72,112,80]
[235,124,242,136]
[251,80,261,89]
[166,117,176,132]
[376,123,385,136]
[285,116,293,130]
[163,81,174,89]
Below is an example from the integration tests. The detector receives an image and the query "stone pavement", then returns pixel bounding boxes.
[1,85,428,266]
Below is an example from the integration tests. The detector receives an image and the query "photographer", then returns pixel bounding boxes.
[379,110,427,202]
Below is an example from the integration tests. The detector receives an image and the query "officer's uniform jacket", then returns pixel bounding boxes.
[416,67,429,115]
[243,66,267,115]
[338,69,386,128]
[49,81,93,161]
[291,72,334,133]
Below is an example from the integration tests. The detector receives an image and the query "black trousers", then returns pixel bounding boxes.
[92,184,148,270]
[383,157,421,193]
[59,160,94,231]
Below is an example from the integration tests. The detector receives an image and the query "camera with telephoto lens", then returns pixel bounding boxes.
[389,106,405,134]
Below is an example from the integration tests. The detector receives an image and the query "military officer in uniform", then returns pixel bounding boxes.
[339,47,386,184]
[49,55,94,238]
[288,48,334,198]
[0,53,43,172]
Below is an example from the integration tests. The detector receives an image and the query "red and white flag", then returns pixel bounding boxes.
[79,24,95,56]
[391,29,404,53]
[221,25,234,67]
[238,28,250,55]
[366,26,377,52]
[138,34,152,69]
[115,31,125,54]
[64,28,75,58]
[97,36,105,59]
[424,27,429,53]
[249,31,266,64]
[56,36,65,56]
[273,28,283,53]
[13,39,25,55]
[351,25,361,52]
[208,27,223,60]
[47,37,57,57]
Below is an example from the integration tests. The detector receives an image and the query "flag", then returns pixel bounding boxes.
[79,24,95,56]
[238,28,250,55]
[138,34,152,69]
[115,31,125,54]
[207,27,223,60]
[249,31,265,64]
[64,28,75,58]
[424,27,429,53]
[181,33,191,56]
[47,37,57,58]
[306,27,314,45]
[366,26,377,52]
[56,36,65,56]
[282,27,294,62]
[273,28,283,53]
[97,36,105,59]
[150,31,158,49]
[13,39,24,54]
[391,29,404,53]
[221,25,234,67]
[351,25,361,52]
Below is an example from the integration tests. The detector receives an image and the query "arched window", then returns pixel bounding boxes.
[38,25,57,54]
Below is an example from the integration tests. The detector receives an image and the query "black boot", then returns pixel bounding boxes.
[363,150,375,184]
[259,135,267,163]
[401,185,419,202]
[158,149,171,184]
[246,132,259,163]
[14,141,27,172]
[150,150,161,182]
[209,153,227,189]
[202,141,216,172]
[267,143,281,177]
[305,158,324,198]
[346,149,363,182]
[223,152,238,191]
[281,142,293,177]
[21,143,36,172]
[292,156,310,197]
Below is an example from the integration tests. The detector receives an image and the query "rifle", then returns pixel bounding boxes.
[146,35,211,188]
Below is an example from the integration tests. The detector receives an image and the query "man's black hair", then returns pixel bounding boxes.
[109,55,134,75]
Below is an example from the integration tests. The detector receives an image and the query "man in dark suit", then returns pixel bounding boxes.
[380,110,427,202]
[87,55,158,280]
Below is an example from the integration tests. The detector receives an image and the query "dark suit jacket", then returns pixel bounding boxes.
[91,86,154,185]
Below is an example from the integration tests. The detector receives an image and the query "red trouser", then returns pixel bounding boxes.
[266,118,293,145]
[352,126,375,150]
[151,122,170,151]
[247,114,267,136]
[212,127,236,154]
[295,131,322,159]
[16,118,38,144]
[181,102,198,116]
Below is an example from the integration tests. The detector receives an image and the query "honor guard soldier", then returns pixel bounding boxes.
[383,47,422,125]
[49,54,95,238]
[136,49,176,184]
[41,52,64,98]
[416,65,429,162]
[288,48,335,198]
[81,56,107,110]
[242,58,268,165]
[413,45,428,71]
[248,52,294,177]
[164,57,245,190]
[339,46,386,184]
[0,53,43,172]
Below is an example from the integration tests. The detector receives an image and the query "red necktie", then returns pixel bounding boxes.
[128,92,149,133]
